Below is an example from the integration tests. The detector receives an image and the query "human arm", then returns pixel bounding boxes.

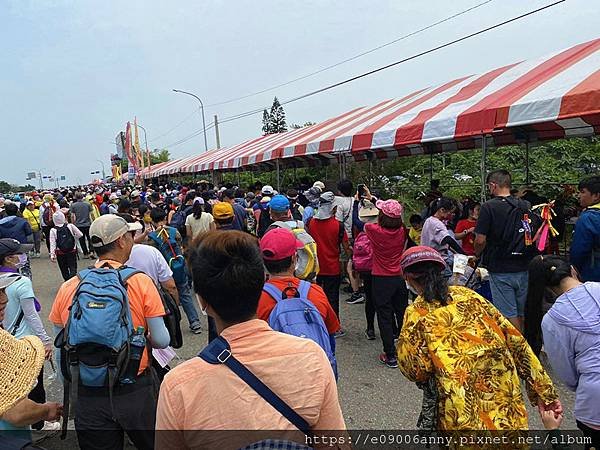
[49,228,57,261]
[474,234,487,257]
[454,220,475,240]
[160,278,180,305]
[478,296,559,407]
[352,200,365,233]
[570,212,595,271]
[147,316,170,349]
[441,235,466,254]
[541,317,579,391]
[185,223,193,241]
[69,224,83,240]
[20,296,53,357]
[473,203,492,257]
[1,398,62,427]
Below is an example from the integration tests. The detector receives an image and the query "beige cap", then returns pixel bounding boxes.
[90,214,142,248]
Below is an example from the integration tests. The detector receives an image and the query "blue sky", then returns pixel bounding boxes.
[1,0,598,186]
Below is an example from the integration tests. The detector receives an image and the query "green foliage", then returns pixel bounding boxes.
[261,97,287,134]
[151,149,170,164]
[0,181,36,194]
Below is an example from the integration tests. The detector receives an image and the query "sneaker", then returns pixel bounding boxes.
[346,292,365,304]
[333,329,346,338]
[379,353,398,368]
[365,328,376,340]
[190,321,202,334]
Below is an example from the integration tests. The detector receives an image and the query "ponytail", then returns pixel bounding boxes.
[525,255,572,355]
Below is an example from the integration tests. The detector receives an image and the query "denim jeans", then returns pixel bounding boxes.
[176,280,200,326]
[488,271,528,319]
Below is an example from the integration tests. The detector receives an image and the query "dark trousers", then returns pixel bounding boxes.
[75,373,157,450]
[78,226,92,255]
[372,275,408,359]
[28,366,46,430]
[317,274,341,321]
[57,251,78,281]
[42,225,52,252]
[360,272,375,331]
[577,420,600,450]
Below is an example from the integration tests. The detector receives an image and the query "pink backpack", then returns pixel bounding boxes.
[352,232,373,272]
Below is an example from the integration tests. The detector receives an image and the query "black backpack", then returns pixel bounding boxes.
[170,205,192,239]
[56,225,75,253]
[257,205,273,238]
[156,283,183,349]
[291,204,303,221]
[495,197,542,260]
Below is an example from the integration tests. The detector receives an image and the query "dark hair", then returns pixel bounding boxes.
[461,201,480,220]
[192,200,204,219]
[578,175,600,195]
[430,197,455,215]
[90,238,118,257]
[222,189,235,201]
[214,216,234,226]
[184,192,196,205]
[138,204,149,217]
[264,256,293,275]
[404,261,450,306]
[4,203,18,216]
[337,179,353,197]
[103,193,110,203]
[378,211,403,229]
[486,169,512,188]
[234,188,245,199]
[188,231,264,323]
[525,255,573,356]
[150,207,167,224]
[115,213,136,224]
[117,199,131,214]
[409,214,422,226]
[430,179,440,190]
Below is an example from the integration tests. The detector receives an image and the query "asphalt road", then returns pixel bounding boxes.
[27,247,578,448]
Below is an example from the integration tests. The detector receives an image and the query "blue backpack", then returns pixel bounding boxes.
[148,226,187,285]
[263,281,337,379]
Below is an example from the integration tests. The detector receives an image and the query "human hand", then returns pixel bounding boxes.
[44,402,63,422]
[364,186,372,200]
[44,343,53,360]
[467,227,475,234]
[538,398,563,417]
[540,410,563,430]
[50,255,56,263]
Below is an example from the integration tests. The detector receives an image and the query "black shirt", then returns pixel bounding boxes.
[475,195,531,273]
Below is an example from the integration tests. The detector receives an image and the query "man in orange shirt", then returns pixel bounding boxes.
[50,214,169,450]
[258,228,340,334]
[156,231,346,449]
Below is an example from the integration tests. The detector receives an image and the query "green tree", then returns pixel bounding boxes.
[262,110,272,135]
[151,149,170,164]
[269,97,287,133]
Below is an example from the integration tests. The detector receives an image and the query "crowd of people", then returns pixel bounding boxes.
[0,171,598,449]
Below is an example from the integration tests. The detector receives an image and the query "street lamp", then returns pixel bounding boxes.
[136,123,151,168]
[95,159,106,179]
[172,89,208,152]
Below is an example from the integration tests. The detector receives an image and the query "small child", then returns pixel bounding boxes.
[540,410,571,450]
[408,214,423,245]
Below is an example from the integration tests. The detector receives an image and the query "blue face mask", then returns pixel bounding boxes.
[15,254,28,268]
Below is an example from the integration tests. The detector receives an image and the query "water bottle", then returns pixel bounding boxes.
[120,326,146,384]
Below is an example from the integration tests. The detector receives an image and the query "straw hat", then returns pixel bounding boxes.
[0,329,45,416]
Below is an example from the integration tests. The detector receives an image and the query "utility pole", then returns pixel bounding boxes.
[214,114,221,149]
[137,123,151,168]
[96,159,106,180]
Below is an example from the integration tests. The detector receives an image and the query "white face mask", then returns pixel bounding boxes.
[406,280,419,296]
[195,294,208,316]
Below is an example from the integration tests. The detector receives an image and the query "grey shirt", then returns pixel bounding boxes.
[69,201,92,227]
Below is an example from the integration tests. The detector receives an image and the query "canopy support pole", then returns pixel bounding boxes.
[480,136,487,203]
[367,157,373,187]
[525,140,531,185]
[276,159,281,192]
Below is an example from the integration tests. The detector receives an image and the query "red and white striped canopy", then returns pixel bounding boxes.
[145,37,600,178]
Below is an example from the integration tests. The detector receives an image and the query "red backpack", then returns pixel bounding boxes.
[352,231,373,272]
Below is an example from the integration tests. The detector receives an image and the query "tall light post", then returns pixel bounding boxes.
[136,123,151,168]
[95,159,106,180]
[172,89,208,152]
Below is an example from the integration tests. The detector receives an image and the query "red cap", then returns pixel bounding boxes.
[400,245,446,272]
[260,228,304,261]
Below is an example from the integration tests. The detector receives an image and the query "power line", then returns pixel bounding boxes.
[206,0,494,108]
[163,122,216,149]
[147,108,200,143]
[216,0,566,125]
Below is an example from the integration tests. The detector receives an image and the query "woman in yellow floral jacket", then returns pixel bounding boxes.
[397,246,561,431]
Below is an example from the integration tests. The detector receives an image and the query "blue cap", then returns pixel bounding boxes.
[269,194,290,212]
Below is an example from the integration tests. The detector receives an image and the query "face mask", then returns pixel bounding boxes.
[15,254,28,268]
[406,281,419,296]
[195,294,208,316]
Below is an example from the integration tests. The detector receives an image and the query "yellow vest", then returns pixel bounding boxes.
[23,208,41,232]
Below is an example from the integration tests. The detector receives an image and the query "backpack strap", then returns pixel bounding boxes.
[198,336,310,434]
[338,221,345,245]
[297,280,311,299]
[263,283,284,303]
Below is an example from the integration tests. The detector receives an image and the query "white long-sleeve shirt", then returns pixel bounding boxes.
[50,224,83,259]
